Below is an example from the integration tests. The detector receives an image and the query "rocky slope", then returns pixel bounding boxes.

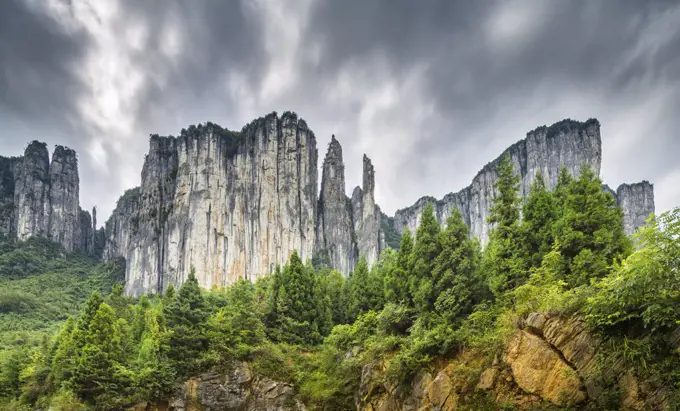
[104,113,386,296]
[356,312,675,410]
[0,141,95,253]
[140,362,306,411]
[393,119,655,243]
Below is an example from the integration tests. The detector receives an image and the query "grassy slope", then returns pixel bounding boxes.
[0,237,124,351]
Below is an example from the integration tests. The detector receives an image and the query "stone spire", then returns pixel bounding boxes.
[352,154,383,266]
[317,135,356,275]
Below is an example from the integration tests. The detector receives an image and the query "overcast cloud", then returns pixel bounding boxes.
[1,0,678,224]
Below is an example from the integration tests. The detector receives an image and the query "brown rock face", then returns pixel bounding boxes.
[504,329,586,406]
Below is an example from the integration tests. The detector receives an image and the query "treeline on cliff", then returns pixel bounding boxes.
[1,156,679,410]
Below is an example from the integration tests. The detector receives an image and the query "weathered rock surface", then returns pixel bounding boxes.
[357,312,674,410]
[104,113,390,294]
[150,362,305,411]
[104,113,322,296]
[352,155,385,265]
[393,119,654,244]
[316,135,356,275]
[0,141,95,252]
[615,181,656,236]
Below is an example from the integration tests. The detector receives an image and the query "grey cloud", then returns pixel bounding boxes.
[302,0,680,214]
[0,0,678,224]
[0,0,89,148]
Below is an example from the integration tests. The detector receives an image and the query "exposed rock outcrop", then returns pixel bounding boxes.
[104,113,392,294]
[316,135,356,275]
[357,312,674,410]
[104,113,321,296]
[393,119,654,244]
[615,181,655,236]
[0,141,94,252]
[352,155,385,265]
[146,362,305,411]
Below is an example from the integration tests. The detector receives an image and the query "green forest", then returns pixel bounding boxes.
[1,155,679,410]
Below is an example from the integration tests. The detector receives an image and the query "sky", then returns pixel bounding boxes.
[1,0,679,225]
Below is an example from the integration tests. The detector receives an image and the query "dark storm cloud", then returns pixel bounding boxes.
[303,0,680,213]
[0,0,89,147]
[111,0,267,131]
[0,0,678,222]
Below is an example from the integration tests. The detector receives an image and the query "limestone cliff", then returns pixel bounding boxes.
[104,113,321,296]
[614,181,655,236]
[0,141,94,252]
[316,135,356,275]
[351,155,385,265]
[393,119,654,243]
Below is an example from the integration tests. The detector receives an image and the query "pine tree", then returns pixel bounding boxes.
[409,203,442,312]
[348,256,384,319]
[554,164,632,286]
[50,291,103,386]
[72,303,126,408]
[207,279,265,362]
[326,270,346,325]
[313,269,334,337]
[133,299,175,402]
[519,172,560,269]
[164,267,208,376]
[484,154,524,294]
[431,209,481,322]
[48,317,76,386]
[267,251,321,344]
[385,229,414,304]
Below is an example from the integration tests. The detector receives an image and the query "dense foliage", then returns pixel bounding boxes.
[1,157,677,410]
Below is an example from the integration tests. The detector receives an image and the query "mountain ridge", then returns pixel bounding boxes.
[0,113,655,296]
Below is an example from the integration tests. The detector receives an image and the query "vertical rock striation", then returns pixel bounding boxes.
[316,135,356,275]
[15,141,51,241]
[610,181,655,236]
[352,155,384,264]
[104,112,320,296]
[47,146,80,252]
[393,119,653,244]
[99,114,654,294]
[0,141,94,252]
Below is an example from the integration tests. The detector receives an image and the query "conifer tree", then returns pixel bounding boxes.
[519,172,560,269]
[554,164,632,286]
[267,251,321,344]
[431,209,481,321]
[50,291,103,386]
[348,256,384,319]
[484,154,524,294]
[208,279,264,362]
[385,229,414,304]
[48,317,77,386]
[409,203,442,312]
[73,303,126,408]
[313,268,334,336]
[164,267,208,376]
[326,269,346,325]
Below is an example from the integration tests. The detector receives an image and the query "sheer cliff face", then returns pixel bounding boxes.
[393,119,653,244]
[103,114,654,294]
[316,136,356,275]
[47,146,81,252]
[352,155,384,264]
[612,182,655,236]
[0,141,93,252]
[105,113,319,296]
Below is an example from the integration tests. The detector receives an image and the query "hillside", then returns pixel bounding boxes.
[0,155,677,410]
